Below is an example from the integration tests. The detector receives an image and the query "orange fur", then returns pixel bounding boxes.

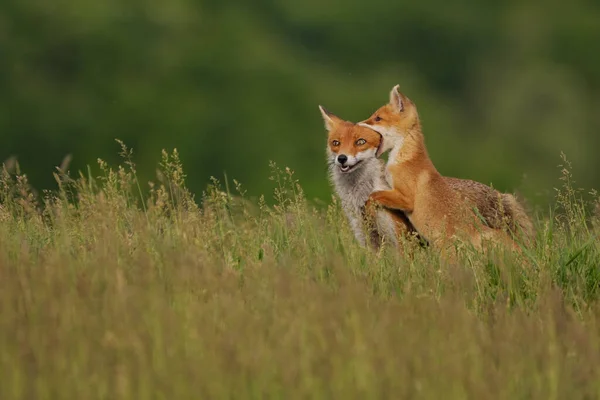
[359,85,527,258]
[325,114,382,158]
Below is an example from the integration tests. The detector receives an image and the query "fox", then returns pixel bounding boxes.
[319,105,418,250]
[358,85,533,254]
[320,105,533,253]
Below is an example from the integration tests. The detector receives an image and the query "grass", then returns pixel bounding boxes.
[1,145,599,399]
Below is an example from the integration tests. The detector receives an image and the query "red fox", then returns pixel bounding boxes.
[320,105,418,250]
[357,85,533,254]
[320,104,533,253]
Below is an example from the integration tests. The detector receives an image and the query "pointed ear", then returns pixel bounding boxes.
[389,84,404,112]
[319,105,340,131]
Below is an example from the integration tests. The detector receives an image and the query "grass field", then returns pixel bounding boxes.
[1,145,599,399]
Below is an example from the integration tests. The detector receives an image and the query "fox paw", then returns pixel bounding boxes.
[368,191,387,206]
[363,196,382,216]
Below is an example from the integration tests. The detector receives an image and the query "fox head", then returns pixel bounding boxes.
[358,85,421,157]
[319,106,382,173]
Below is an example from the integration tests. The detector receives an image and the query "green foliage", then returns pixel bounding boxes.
[1,148,600,398]
[1,0,600,204]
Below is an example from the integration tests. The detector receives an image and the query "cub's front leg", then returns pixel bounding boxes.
[367,190,414,213]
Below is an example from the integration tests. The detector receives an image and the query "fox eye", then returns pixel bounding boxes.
[355,138,366,146]
[374,116,382,122]
[331,140,340,146]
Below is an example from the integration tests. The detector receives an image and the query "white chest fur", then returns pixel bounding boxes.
[328,157,397,247]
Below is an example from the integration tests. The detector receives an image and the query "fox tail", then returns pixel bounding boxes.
[501,193,534,245]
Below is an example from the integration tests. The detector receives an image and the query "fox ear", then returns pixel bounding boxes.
[389,84,404,112]
[319,105,340,131]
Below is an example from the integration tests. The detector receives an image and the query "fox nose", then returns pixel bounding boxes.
[337,154,348,165]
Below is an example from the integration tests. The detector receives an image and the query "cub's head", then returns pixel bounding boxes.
[319,106,382,173]
[358,85,420,156]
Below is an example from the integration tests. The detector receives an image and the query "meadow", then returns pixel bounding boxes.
[1,144,599,399]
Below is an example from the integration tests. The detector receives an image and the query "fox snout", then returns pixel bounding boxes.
[334,153,362,173]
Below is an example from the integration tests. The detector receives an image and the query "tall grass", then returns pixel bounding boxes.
[0,145,599,399]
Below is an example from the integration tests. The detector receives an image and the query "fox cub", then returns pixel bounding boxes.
[358,85,533,252]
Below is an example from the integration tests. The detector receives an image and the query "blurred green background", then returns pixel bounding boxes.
[1,0,599,206]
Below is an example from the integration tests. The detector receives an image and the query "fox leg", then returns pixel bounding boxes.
[368,190,413,213]
[468,227,522,257]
